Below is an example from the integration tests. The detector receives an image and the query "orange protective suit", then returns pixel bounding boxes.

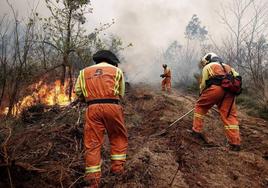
[162,67,171,92]
[75,62,128,187]
[192,62,241,146]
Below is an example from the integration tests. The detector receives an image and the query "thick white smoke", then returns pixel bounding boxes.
[95,0,227,84]
[0,0,233,85]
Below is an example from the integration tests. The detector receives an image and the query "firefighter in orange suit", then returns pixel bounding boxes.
[161,64,171,93]
[75,50,128,187]
[192,52,241,151]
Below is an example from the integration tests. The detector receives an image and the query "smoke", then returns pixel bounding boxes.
[101,0,226,84]
[0,0,231,85]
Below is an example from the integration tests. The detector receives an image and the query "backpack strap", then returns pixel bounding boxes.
[216,60,236,118]
[218,61,227,73]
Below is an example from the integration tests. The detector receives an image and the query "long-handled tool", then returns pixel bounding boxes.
[151,108,194,137]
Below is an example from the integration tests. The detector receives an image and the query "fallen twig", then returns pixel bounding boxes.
[169,165,180,187]
[15,162,47,173]
[2,127,13,188]
[68,175,85,188]
[60,167,64,188]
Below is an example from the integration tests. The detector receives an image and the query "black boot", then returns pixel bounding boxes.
[229,144,241,151]
[191,130,206,141]
[190,130,215,146]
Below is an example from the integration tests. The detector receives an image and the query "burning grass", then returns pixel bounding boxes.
[1,79,75,117]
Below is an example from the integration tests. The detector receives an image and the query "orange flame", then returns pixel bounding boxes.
[1,79,75,116]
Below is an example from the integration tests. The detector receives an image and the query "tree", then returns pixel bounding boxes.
[185,14,208,42]
[0,0,129,116]
[184,14,208,64]
[219,0,268,107]
[0,15,10,107]
[42,0,116,100]
[4,0,38,116]
[42,0,90,100]
[162,41,199,87]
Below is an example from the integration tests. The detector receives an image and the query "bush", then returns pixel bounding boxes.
[237,93,268,120]
[258,106,268,120]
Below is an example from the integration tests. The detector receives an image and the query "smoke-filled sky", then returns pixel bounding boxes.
[0,0,265,83]
[0,0,227,46]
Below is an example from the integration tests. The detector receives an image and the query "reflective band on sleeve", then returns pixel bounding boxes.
[207,67,214,76]
[114,69,121,96]
[85,165,101,174]
[224,125,239,130]
[111,154,127,160]
[80,70,88,97]
[194,113,204,119]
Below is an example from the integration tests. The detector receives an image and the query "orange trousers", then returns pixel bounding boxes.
[84,103,128,187]
[162,77,171,92]
[192,85,241,145]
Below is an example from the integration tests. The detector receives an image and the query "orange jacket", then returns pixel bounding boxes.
[75,62,125,101]
[163,67,171,78]
[200,62,239,92]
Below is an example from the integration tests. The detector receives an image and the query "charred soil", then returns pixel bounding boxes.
[0,84,268,188]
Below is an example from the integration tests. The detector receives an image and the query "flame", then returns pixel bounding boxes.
[1,79,75,116]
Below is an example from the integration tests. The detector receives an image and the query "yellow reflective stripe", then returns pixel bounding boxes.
[111,154,127,160]
[119,72,125,97]
[74,77,83,96]
[231,68,239,77]
[225,125,239,130]
[80,70,88,97]
[194,113,204,119]
[207,67,214,76]
[85,165,101,173]
[114,69,121,96]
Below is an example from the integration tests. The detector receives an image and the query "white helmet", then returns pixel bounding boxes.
[201,52,219,66]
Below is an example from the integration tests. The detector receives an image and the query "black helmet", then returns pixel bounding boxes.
[93,50,120,67]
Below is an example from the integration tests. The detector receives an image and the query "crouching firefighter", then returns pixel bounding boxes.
[192,52,242,151]
[160,64,171,93]
[75,50,128,187]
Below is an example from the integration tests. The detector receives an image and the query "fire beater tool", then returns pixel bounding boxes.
[151,108,195,137]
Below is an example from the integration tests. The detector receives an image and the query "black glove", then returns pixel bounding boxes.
[79,95,86,102]
[160,74,164,78]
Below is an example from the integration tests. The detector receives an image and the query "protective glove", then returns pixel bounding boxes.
[160,74,165,78]
[199,90,203,97]
[78,95,86,103]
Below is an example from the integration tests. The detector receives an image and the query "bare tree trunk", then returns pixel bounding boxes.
[0,51,8,108]
[0,82,6,107]
[68,65,73,101]
[42,42,47,69]
[61,63,66,86]
[61,7,73,87]
[7,71,21,117]
[5,0,35,116]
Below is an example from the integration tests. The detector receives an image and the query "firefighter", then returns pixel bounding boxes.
[75,50,128,187]
[192,52,241,151]
[160,64,171,93]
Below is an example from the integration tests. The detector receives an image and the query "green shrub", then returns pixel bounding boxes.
[259,106,268,120]
[237,93,268,120]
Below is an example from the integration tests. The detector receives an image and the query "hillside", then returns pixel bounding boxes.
[0,84,268,188]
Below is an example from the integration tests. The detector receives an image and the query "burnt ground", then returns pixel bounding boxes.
[0,84,268,188]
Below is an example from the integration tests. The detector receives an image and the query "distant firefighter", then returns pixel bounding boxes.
[75,50,128,187]
[192,52,242,151]
[160,64,171,93]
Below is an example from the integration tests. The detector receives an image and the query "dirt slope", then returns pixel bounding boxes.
[0,84,268,188]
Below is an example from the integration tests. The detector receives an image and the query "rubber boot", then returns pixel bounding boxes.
[229,144,241,152]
